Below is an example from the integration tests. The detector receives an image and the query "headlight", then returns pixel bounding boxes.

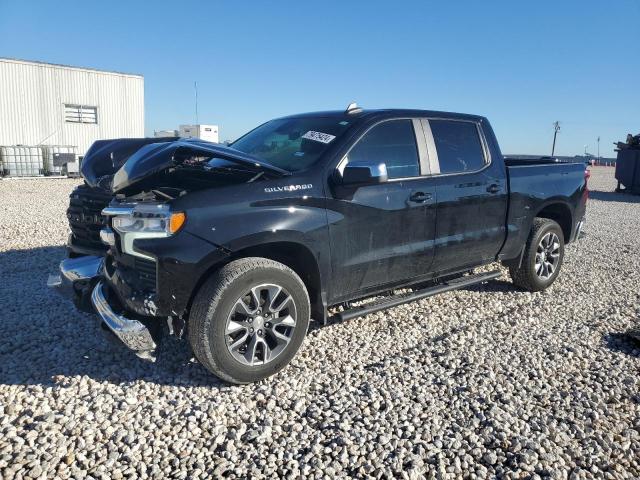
[108,204,186,236]
[112,216,168,233]
[102,204,186,260]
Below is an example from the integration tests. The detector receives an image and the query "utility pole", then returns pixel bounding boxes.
[551,121,561,157]
[597,136,600,163]
[194,81,199,125]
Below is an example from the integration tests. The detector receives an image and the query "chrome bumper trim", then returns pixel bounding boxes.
[91,281,157,356]
[48,255,102,303]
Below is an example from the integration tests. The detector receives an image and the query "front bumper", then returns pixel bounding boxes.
[47,255,103,312]
[91,281,157,359]
[48,255,158,360]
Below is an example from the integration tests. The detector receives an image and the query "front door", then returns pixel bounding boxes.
[326,119,437,302]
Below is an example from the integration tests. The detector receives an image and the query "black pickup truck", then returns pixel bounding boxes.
[49,106,588,384]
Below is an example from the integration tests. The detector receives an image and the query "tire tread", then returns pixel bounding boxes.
[188,257,308,384]
[509,218,563,292]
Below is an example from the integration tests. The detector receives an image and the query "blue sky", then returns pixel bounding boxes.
[1,0,638,157]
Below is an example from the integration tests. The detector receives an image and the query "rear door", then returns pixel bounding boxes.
[327,118,437,301]
[427,119,508,272]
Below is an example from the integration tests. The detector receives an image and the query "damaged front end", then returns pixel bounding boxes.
[108,138,289,195]
[54,138,278,360]
[48,255,103,313]
[47,253,158,360]
[89,202,182,360]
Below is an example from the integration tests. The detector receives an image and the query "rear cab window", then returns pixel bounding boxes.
[429,120,486,174]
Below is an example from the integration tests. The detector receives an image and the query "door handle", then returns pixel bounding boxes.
[486,184,500,194]
[409,191,432,203]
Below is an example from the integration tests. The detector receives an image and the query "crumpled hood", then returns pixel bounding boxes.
[81,137,288,194]
[112,139,288,193]
[81,137,177,190]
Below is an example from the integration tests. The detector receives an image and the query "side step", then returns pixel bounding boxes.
[335,270,502,321]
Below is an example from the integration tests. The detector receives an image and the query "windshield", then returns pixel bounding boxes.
[230,117,352,171]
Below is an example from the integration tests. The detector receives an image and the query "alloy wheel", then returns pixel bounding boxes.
[535,232,561,279]
[224,284,297,366]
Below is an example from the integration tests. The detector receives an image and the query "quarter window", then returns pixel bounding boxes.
[430,120,485,174]
[64,104,98,124]
[347,120,420,179]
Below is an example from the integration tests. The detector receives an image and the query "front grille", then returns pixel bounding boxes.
[67,184,112,253]
[133,257,158,291]
[105,251,158,295]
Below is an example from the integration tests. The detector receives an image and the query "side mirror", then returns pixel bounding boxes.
[341,161,388,185]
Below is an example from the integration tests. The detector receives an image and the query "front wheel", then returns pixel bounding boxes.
[189,257,310,384]
[508,218,565,292]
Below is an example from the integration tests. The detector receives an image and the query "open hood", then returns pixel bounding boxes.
[81,137,177,190]
[81,138,289,194]
[112,139,289,194]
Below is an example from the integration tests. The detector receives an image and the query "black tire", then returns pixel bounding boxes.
[188,257,310,384]
[508,218,565,292]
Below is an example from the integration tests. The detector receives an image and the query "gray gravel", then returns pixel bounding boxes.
[1,168,639,479]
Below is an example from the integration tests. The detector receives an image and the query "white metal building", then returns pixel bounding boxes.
[0,57,144,157]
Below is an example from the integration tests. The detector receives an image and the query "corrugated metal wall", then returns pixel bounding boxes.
[0,58,144,156]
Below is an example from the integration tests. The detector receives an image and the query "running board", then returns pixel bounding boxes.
[335,270,502,322]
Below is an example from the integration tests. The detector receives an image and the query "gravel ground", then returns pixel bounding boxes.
[0,167,639,479]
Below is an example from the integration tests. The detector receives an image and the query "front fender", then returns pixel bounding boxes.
[175,181,330,257]
[166,182,332,316]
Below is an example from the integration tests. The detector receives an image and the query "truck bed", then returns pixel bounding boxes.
[504,156,572,166]
[499,160,588,260]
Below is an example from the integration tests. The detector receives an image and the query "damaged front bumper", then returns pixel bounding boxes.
[47,255,103,312]
[91,281,157,360]
[48,255,159,361]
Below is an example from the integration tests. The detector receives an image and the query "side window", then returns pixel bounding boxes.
[347,120,420,179]
[430,120,486,174]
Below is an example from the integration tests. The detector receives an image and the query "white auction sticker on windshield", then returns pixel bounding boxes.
[302,131,336,144]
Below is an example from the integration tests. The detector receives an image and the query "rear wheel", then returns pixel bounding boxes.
[508,218,565,292]
[189,257,310,384]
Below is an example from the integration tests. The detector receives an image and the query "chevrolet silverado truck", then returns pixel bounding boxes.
[49,105,588,384]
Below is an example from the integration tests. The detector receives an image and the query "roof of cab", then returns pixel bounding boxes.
[278,108,485,122]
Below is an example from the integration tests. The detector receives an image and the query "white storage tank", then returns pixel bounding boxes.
[42,145,78,175]
[41,145,78,175]
[67,157,80,176]
[0,146,44,176]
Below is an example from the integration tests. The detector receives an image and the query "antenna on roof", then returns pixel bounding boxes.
[194,81,199,125]
[551,121,560,157]
[345,102,362,114]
